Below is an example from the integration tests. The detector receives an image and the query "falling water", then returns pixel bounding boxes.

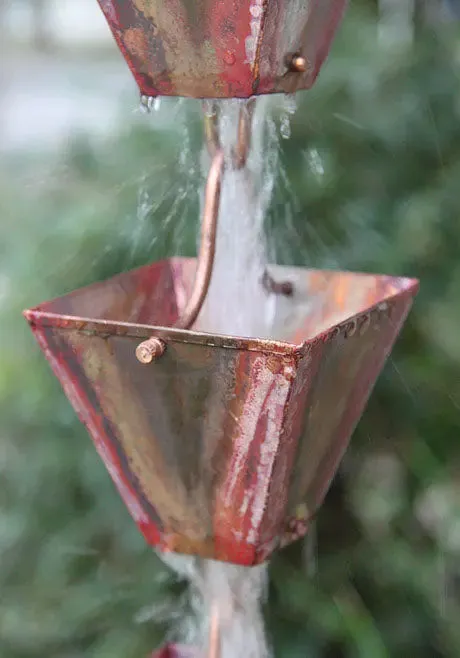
[161,552,270,658]
[199,97,279,339]
[199,97,278,658]
[157,96,282,658]
[280,94,297,140]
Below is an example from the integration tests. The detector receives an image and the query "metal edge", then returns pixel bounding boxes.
[23,277,418,358]
[23,308,301,356]
[22,259,419,357]
[303,280,419,348]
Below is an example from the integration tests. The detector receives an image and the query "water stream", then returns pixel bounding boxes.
[159,96,282,658]
[199,97,279,340]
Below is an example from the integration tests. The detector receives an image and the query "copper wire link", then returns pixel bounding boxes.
[233,98,255,169]
[175,149,225,330]
[203,99,255,170]
[203,104,221,160]
[203,100,293,298]
[207,603,221,658]
[136,101,292,362]
[135,148,224,361]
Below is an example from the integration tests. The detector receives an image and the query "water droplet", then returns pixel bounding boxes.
[139,95,150,113]
[280,114,291,139]
[307,147,325,177]
[224,50,236,66]
[139,95,158,114]
[179,150,186,167]
[284,94,297,115]
[202,99,217,118]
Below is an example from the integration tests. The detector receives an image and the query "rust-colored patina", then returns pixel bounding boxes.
[24,258,418,566]
[97,0,347,98]
[151,645,196,658]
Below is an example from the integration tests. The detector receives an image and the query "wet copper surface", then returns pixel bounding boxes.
[24,258,418,565]
[175,150,224,330]
[136,336,166,363]
[151,645,196,658]
[97,0,347,98]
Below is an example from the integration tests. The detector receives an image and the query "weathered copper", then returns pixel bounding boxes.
[232,99,255,170]
[151,645,196,658]
[178,150,224,331]
[203,105,221,159]
[208,604,220,658]
[136,336,166,364]
[289,55,308,74]
[97,0,347,98]
[24,258,418,566]
[203,100,255,169]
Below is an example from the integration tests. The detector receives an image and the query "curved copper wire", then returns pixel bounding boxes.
[173,102,254,333]
[203,104,221,160]
[136,148,224,360]
[203,100,255,170]
[207,603,221,658]
[203,100,293,297]
[136,100,291,362]
[232,98,255,169]
[175,149,225,330]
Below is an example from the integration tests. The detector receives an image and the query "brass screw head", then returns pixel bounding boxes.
[136,337,166,364]
[290,55,308,73]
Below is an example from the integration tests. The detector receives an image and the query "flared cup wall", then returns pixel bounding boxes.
[24,258,418,566]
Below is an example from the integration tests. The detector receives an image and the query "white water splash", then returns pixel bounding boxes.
[279,93,297,140]
[160,553,271,658]
[199,97,279,339]
[201,561,270,658]
[159,97,280,658]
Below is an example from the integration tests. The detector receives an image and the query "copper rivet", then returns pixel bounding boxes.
[345,320,357,338]
[359,314,371,336]
[262,270,294,297]
[291,55,307,73]
[330,326,341,341]
[136,338,166,364]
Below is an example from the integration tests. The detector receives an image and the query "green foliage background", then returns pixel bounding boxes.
[1,7,459,658]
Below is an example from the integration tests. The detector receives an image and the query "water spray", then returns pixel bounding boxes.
[23,2,419,657]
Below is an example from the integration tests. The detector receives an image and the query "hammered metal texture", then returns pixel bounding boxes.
[97,0,347,98]
[24,258,418,565]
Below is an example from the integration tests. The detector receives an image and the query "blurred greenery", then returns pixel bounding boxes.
[1,6,459,658]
